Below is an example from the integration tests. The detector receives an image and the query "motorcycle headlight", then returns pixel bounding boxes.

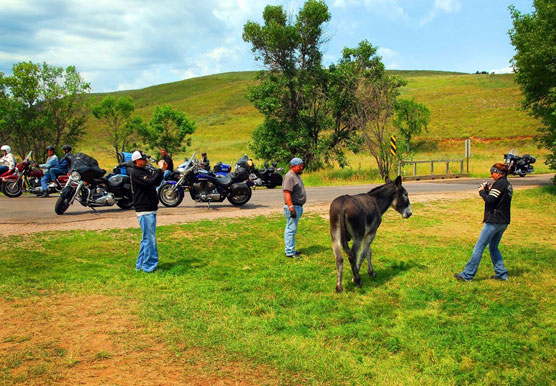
[70,171,81,181]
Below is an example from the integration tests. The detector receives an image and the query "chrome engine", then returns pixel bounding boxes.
[193,181,221,202]
[89,187,115,206]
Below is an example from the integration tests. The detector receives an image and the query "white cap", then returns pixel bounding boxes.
[131,150,147,162]
[1,145,11,153]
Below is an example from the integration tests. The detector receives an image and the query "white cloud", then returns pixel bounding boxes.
[420,0,461,25]
[490,66,514,74]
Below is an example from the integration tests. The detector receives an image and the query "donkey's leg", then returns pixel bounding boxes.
[349,238,362,287]
[366,232,377,277]
[331,230,345,293]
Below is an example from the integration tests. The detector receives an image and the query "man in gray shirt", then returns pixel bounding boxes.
[282,157,306,257]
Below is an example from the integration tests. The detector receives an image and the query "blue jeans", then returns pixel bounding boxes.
[137,213,159,272]
[284,205,303,256]
[460,223,509,280]
[0,166,8,175]
[48,167,67,181]
[40,174,50,191]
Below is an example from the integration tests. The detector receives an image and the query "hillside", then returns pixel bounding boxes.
[81,70,544,177]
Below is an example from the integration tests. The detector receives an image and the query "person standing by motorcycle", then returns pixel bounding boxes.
[38,146,59,197]
[283,157,306,258]
[454,163,513,281]
[130,150,166,273]
[160,148,173,179]
[200,152,210,171]
[47,144,72,185]
[0,145,16,175]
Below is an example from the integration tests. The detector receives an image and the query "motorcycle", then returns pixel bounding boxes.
[252,161,283,189]
[54,152,133,215]
[158,152,252,208]
[0,151,68,197]
[504,149,536,177]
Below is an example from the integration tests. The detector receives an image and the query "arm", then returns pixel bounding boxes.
[480,180,504,205]
[132,168,163,187]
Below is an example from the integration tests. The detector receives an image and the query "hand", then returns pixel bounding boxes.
[289,208,297,218]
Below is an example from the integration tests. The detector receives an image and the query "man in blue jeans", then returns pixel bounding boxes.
[130,150,166,272]
[282,157,306,258]
[454,163,513,282]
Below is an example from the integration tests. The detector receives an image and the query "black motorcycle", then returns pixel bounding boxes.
[252,161,283,189]
[504,150,536,177]
[54,153,134,215]
[158,152,252,208]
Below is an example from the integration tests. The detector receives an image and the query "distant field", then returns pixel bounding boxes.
[79,71,548,181]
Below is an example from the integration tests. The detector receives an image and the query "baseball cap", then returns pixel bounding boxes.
[290,157,303,166]
[131,150,148,162]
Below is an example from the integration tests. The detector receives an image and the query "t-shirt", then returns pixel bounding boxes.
[282,170,306,206]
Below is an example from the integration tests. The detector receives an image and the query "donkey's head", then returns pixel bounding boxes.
[385,176,412,218]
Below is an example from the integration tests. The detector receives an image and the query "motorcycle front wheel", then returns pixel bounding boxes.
[227,187,252,206]
[158,184,184,207]
[55,195,71,215]
[3,181,23,198]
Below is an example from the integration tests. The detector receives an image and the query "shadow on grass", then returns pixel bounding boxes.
[158,256,204,274]
[300,244,329,255]
[343,260,425,293]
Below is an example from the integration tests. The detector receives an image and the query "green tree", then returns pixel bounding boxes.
[352,74,407,178]
[243,1,388,170]
[0,61,90,160]
[243,0,331,170]
[509,1,556,170]
[393,98,430,153]
[138,104,195,156]
[92,96,143,158]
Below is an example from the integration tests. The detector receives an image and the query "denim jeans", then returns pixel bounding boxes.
[40,174,50,191]
[137,213,159,272]
[284,205,303,256]
[460,223,509,280]
[48,167,67,181]
[0,166,8,175]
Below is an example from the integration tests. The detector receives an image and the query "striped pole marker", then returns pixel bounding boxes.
[390,135,397,156]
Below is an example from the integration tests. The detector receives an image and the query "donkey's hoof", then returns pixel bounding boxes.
[335,285,343,293]
[369,271,376,278]
[354,278,362,287]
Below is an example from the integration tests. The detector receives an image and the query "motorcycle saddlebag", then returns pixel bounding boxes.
[230,182,250,195]
[522,154,536,164]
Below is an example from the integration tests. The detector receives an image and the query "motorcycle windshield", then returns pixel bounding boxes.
[67,153,105,182]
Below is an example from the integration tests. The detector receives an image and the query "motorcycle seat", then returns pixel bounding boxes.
[215,174,232,187]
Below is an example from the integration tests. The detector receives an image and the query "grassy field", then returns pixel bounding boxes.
[76,71,552,183]
[1,186,555,385]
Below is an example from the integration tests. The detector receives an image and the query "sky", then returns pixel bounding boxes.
[0,0,535,93]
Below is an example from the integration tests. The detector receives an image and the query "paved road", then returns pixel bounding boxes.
[0,174,552,227]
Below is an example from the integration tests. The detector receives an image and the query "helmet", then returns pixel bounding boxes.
[46,145,55,151]
[1,145,11,153]
[62,144,72,152]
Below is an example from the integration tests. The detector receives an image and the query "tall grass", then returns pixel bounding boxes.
[1,186,555,385]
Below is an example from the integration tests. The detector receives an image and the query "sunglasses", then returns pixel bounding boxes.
[490,167,502,174]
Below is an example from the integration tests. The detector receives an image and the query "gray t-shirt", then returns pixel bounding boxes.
[282,170,306,206]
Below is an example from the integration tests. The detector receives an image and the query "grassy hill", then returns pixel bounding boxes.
[81,71,548,180]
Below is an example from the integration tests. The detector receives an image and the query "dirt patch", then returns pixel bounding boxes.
[0,295,286,385]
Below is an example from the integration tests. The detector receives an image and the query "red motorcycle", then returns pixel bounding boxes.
[0,151,68,197]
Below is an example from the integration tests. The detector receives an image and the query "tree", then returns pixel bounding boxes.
[243,1,388,171]
[393,98,430,153]
[351,74,407,178]
[0,61,90,160]
[509,1,556,170]
[138,104,195,156]
[92,96,143,158]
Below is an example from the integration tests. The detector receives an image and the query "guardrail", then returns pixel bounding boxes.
[398,159,468,180]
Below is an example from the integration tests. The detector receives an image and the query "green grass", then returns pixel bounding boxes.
[75,70,551,184]
[1,186,555,385]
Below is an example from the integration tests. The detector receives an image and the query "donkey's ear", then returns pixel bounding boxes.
[395,176,402,186]
[385,176,392,183]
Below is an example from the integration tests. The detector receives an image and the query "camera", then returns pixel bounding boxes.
[479,181,489,192]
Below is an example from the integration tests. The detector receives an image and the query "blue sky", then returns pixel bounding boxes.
[0,0,534,92]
